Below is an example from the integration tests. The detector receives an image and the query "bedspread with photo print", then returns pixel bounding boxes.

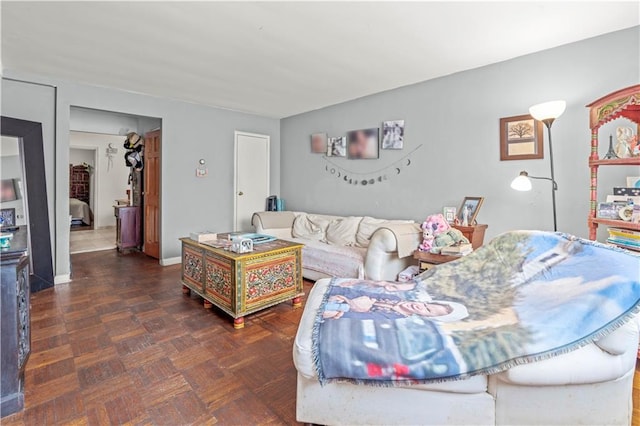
[312,231,640,386]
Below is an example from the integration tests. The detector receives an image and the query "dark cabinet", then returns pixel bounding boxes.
[1,249,30,417]
[115,205,141,252]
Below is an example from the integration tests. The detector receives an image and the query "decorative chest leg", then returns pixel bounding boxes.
[292,296,302,308]
[233,317,245,329]
[203,300,213,309]
[182,285,190,295]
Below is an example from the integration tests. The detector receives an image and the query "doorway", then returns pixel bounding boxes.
[234,131,270,231]
[69,132,129,254]
[67,107,162,262]
[69,145,97,231]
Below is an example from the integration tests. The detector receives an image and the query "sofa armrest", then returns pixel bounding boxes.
[365,226,421,281]
[370,223,421,258]
[251,211,296,239]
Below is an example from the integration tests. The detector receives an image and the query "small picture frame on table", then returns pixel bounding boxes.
[443,207,457,223]
[458,197,484,225]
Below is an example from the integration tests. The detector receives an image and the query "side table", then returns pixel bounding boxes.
[413,251,460,273]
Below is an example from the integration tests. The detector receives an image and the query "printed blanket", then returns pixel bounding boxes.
[313,231,640,385]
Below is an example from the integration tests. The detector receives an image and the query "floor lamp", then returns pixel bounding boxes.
[511,100,566,232]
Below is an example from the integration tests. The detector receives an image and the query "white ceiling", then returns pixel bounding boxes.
[1,1,638,118]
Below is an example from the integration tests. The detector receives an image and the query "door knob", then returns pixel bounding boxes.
[238,191,244,196]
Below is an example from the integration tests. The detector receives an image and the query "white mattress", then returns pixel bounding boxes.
[293,278,488,394]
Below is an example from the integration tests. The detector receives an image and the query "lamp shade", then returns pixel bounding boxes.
[529,100,566,121]
[511,171,532,191]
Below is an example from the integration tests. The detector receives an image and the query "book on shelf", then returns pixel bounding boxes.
[608,227,640,239]
[607,236,640,247]
[607,238,640,252]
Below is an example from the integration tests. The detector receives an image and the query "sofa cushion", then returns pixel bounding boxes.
[356,216,414,248]
[326,217,362,246]
[292,214,333,241]
[291,237,366,279]
[294,278,488,394]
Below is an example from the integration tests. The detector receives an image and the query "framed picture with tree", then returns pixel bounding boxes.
[499,114,544,161]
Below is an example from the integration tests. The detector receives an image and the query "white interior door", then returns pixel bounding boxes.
[234,131,270,231]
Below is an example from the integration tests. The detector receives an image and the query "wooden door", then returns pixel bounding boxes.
[234,131,270,231]
[143,130,160,259]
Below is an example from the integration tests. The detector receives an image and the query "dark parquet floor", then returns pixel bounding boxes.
[3,249,640,425]
[3,249,311,425]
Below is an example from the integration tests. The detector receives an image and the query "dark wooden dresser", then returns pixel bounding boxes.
[1,228,30,417]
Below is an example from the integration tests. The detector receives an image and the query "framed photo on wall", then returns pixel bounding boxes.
[499,114,544,161]
[458,197,484,225]
[381,120,404,149]
[311,132,328,154]
[328,136,347,157]
[347,128,379,159]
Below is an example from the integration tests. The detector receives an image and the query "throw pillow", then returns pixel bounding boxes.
[325,217,362,246]
[292,214,332,241]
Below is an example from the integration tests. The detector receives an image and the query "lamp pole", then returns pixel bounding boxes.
[542,119,558,232]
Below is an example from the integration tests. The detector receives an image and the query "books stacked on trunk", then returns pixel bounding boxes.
[607,228,640,252]
[440,242,473,256]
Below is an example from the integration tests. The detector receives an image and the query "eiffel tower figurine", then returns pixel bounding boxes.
[603,134,618,159]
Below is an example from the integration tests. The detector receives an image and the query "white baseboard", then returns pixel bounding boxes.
[54,274,71,284]
[160,256,181,266]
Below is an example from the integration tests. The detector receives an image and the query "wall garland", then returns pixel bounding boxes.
[322,144,423,186]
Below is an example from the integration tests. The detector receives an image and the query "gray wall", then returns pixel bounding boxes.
[2,72,280,280]
[280,27,640,242]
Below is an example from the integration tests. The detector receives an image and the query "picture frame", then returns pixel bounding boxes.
[499,114,544,161]
[0,208,16,227]
[458,197,484,225]
[328,136,347,157]
[347,128,379,159]
[381,120,404,150]
[443,206,457,224]
[311,132,328,154]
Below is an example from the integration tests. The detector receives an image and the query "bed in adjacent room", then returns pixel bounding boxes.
[69,197,93,226]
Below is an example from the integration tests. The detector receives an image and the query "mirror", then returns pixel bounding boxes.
[0,137,27,228]
[1,116,54,292]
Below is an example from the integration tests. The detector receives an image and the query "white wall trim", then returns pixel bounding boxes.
[54,274,71,284]
[160,256,181,266]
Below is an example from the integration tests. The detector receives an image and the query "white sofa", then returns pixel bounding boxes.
[252,211,421,281]
[294,278,640,426]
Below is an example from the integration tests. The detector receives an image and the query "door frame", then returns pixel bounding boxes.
[233,131,270,231]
